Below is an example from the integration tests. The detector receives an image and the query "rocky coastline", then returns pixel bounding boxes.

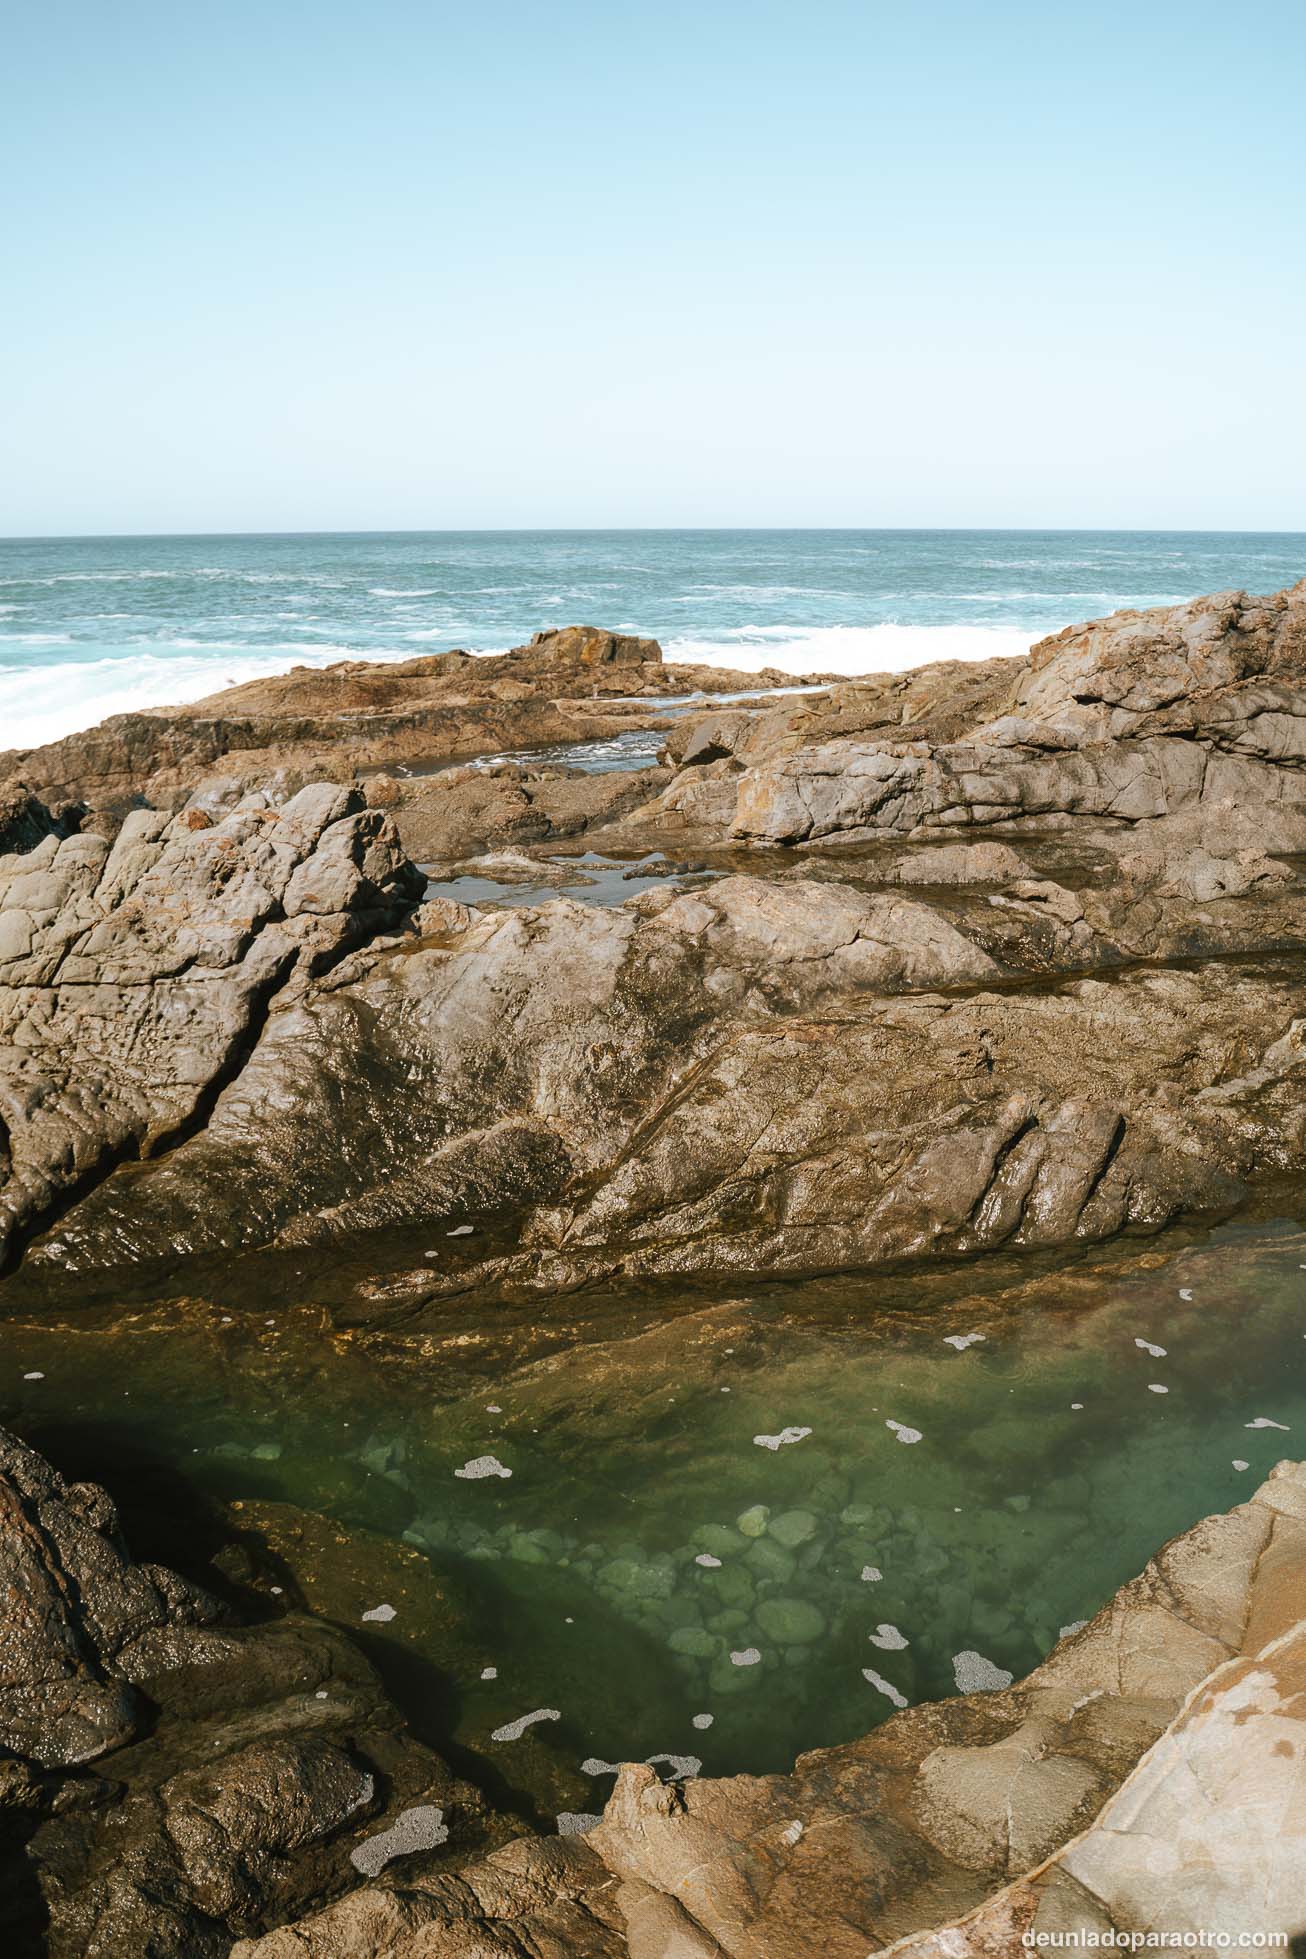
[2,582,1306,1950]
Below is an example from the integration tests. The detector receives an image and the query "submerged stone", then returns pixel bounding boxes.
[745,1538,797,1585]
[668,1626,719,1659]
[756,1597,825,1644]
[767,1509,819,1549]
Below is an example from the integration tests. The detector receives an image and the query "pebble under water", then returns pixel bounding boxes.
[2,1213,1304,1825]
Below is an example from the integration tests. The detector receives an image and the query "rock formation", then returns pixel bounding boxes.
[0,626,808,820]
[0,1428,510,1956]
[5,1424,1303,1956]
[0,782,421,1269]
[1,583,1304,1292]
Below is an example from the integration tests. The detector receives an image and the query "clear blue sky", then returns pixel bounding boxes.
[6,0,1304,534]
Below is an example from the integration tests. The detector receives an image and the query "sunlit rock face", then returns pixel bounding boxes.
[0,783,422,1269]
[3,581,1306,1294]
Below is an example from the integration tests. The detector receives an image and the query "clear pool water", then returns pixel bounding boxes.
[2,1211,1302,1819]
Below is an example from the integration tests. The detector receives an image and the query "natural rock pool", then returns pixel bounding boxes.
[2,1211,1303,1828]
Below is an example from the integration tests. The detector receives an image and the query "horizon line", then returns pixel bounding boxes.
[4,524,1306,545]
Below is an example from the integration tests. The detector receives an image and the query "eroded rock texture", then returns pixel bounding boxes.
[0,783,421,1267]
[0,625,798,817]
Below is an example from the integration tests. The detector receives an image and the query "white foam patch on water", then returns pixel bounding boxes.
[361,1602,396,1623]
[582,1751,700,1777]
[455,1454,512,1479]
[862,1667,909,1709]
[753,1426,812,1450]
[692,1712,714,1729]
[886,1420,923,1444]
[350,1804,448,1875]
[1135,1338,1167,1357]
[860,1565,883,1582]
[1059,1619,1088,1639]
[869,1624,909,1650]
[1147,1383,1169,1395]
[492,1707,560,1742]
[943,1333,985,1351]
[953,1650,1014,1692]
[730,1647,762,1666]
[662,623,1038,679]
[1233,1459,1250,1471]
[695,1553,723,1567]
[1246,1417,1290,1430]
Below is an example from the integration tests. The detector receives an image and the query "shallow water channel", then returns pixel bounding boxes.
[2,1213,1303,1822]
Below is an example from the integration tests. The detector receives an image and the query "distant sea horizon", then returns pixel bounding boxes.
[3,527,1303,751]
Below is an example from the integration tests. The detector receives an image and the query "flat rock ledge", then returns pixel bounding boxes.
[228,1458,1306,1955]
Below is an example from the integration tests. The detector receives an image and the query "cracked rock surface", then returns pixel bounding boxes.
[0,782,421,1268]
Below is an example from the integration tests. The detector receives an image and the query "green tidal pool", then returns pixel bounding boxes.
[2,1213,1304,1822]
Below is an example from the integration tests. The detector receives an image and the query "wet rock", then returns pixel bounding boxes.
[0,1424,225,1768]
[9,584,1306,1302]
[217,1465,1306,1956]
[0,624,784,816]
[767,1509,821,1549]
[0,1432,506,1956]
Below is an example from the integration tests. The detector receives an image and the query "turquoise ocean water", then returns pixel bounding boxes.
[1,528,1303,748]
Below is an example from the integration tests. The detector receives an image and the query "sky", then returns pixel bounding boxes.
[5,0,1305,534]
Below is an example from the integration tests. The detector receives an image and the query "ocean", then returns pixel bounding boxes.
[1,528,1303,750]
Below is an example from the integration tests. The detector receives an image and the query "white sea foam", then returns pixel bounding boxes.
[0,641,450,748]
[662,622,1038,677]
[2,622,1037,750]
